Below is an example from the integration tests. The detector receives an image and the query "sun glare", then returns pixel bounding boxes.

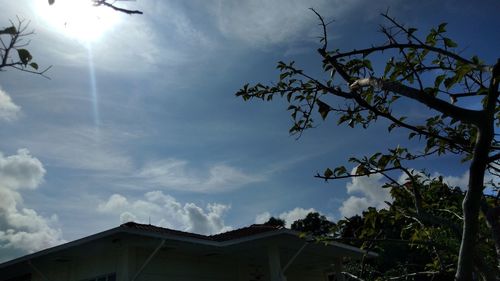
[35,0,121,42]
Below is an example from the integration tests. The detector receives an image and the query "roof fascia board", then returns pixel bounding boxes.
[0,227,122,268]
[1,227,377,268]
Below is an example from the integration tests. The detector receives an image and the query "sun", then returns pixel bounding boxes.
[35,0,121,42]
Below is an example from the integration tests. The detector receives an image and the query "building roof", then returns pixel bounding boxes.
[120,221,282,242]
[0,221,377,269]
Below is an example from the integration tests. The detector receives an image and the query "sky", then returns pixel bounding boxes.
[0,0,499,262]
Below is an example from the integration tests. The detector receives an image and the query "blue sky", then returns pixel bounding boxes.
[0,0,499,261]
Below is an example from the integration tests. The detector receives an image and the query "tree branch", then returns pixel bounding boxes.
[93,0,143,14]
[330,43,476,66]
[315,167,400,181]
[388,271,440,280]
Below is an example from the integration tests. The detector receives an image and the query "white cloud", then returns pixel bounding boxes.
[119,212,137,224]
[98,191,231,235]
[0,149,45,190]
[339,167,392,218]
[97,194,129,212]
[0,87,21,122]
[209,0,360,46]
[339,169,482,219]
[0,150,64,262]
[441,171,469,189]
[279,207,316,228]
[255,207,316,228]
[397,170,480,191]
[138,158,264,193]
[255,211,271,224]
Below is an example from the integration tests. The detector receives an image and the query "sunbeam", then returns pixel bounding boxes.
[86,43,101,136]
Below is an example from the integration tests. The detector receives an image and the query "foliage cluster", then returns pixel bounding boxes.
[237,10,499,281]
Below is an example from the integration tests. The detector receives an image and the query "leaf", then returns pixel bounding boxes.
[434,74,446,88]
[29,62,39,70]
[0,26,17,35]
[377,155,391,169]
[356,165,369,176]
[437,23,447,33]
[316,99,331,120]
[17,49,33,64]
[408,28,417,36]
[444,38,457,48]
[443,77,456,90]
[279,72,289,81]
[425,33,436,45]
[383,61,392,76]
[334,166,347,176]
[323,168,333,179]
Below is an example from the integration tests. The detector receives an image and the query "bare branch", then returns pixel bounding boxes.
[93,0,143,15]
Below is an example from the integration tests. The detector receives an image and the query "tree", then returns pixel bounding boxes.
[1,1,142,78]
[48,0,143,15]
[291,212,335,236]
[236,10,499,281]
[0,18,50,77]
[332,175,497,280]
[263,216,286,228]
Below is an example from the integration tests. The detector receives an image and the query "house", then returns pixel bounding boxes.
[0,222,376,281]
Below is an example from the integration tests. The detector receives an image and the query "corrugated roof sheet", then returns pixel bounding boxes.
[120,221,282,241]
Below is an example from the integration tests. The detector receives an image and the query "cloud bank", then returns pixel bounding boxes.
[98,191,231,235]
[339,167,392,218]
[255,207,316,228]
[0,87,21,122]
[339,168,476,218]
[0,149,65,262]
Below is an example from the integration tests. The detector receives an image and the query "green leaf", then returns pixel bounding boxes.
[383,62,392,77]
[29,62,39,70]
[363,60,373,71]
[444,38,457,48]
[443,77,456,90]
[437,23,447,33]
[434,74,446,88]
[0,26,17,35]
[334,166,347,176]
[425,32,436,46]
[17,49,33,65]
[377,155,391,169]
[323,168,333,179]
[356,165,369,176]
[279,72,287,80]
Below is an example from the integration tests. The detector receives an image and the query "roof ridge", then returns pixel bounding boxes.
[120,221,212,240]
[120,221,283,242]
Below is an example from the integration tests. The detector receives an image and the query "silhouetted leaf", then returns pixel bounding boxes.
[444,38,457,48]
[17,49,32,65]
[0,26,17,35]
[323,168,333,179]
[317,99,331,120]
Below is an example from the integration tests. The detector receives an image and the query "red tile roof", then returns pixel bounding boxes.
[120,221,283,242]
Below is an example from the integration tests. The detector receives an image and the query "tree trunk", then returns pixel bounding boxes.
[455,128,491,280]
[455,59,499,281]
[456,184,483,280]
